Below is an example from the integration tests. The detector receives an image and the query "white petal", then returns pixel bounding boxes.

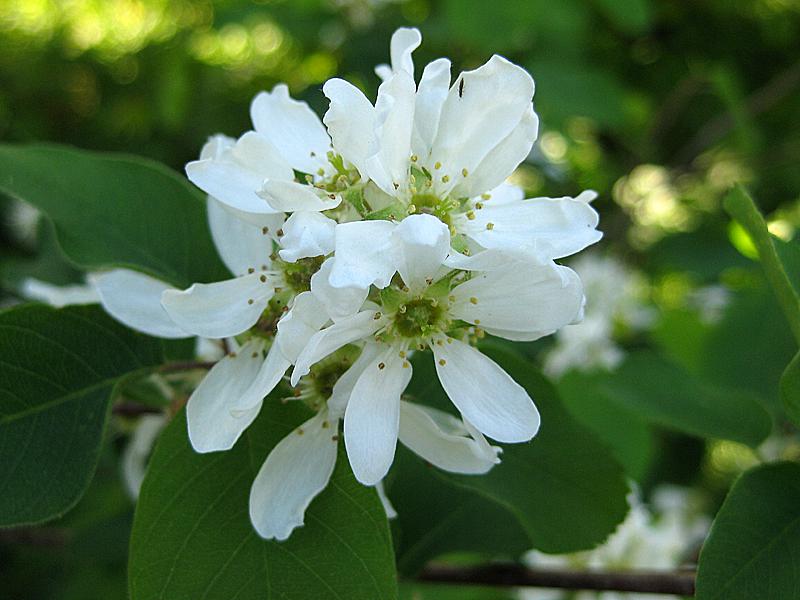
[161,272,274,338]
[392,214,450,291]
[450,105,538,199]
[278,211,336,263]
[398,401,501,474]
[231,341,291,415]
[185,132,291,214]
[428,55,535,197]
[310,258,368,321]
[275,291,331,363]
[431,337,540,442]
[207,197,278,276]
[20,278,99,308]
[411,58,451,159]
[90,269,189,338]
[444,247,516,272]
[291,308,384,385]
[364,71,416,195]
[250,84,331,175]
[374,64,393,82]
[121,413,167,500]
[450,262,584,339]
[186,339,265,452]
[323,78,375,178]
[375,480,398,519]
[344,346,410,485]
[249,410,338,540]
[457,193,601,261]
[329,220,398,289]
[388,27,421,77]
[259,179,341,213]
[327,342,383,418]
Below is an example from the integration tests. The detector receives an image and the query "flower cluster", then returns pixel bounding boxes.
[93,28,601,540]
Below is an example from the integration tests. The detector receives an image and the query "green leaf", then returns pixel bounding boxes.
[593,0,653,34]
[0,144,228,288]
[696,462,800,600]
[724,185,800,344]
[129,402,397,600]
[0,304,164,527]
[557,370,654,481]
[781,350,800,427]
[600,351,772,447]
[407,347,629,554]
[389,446,531,576]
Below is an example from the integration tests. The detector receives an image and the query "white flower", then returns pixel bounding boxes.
[289,213,584,485]
[249,339,500,540]
[544,252,652,378]
[318,28,600,267]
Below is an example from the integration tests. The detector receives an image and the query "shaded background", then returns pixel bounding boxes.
[1,0,799,598]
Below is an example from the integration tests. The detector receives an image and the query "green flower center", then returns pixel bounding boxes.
[393,297,445,339]
[280,255,325,294]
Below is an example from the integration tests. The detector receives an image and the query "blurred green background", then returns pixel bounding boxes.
[1,0,800,598]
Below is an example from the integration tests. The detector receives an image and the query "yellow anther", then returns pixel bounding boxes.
[474,318,481,325]
[438,358,447,366]
[434,161,442,170]
[378,362,386,370]
[403,361,410,368]
[411,154,418,162]
[322,420,330,428]
[247,298,254,305]
[260,275,267,283]
[296,427,304,435]
[481,192,491,200]
[442,174,450,183]
[261,226,269,234]
[470,296,478,304]
[328,193,336,199]
[317,168,325,176]
[277,228,284,236]
[466,210,476,220]
[448,295,456,302]
[486,222,495,230]
[462,168,468,177]
[373,312,382,320]
[407,204,417,214]
[248,267,255,274]
[399,351,406,358]
[252,351,259,358]
[475,202,483,210]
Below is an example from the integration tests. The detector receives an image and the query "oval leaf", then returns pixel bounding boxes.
[697,462,800,600]
[0,304,165,526]
[0,144,228,287]
[129,401,397,600]
[601,351,772,447]
[405,346,630,554]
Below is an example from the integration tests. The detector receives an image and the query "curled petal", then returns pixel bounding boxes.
[250,84,332,175]
[186,339,265,452]
[249,410,338,540]
[278,211,336,263]
[207,197,278,277]
[259,179,341,213]
[91,269,189,339]
[161,272,274,339]
[398,401,501,474]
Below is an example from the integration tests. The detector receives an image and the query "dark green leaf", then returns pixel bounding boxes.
[601,351,772,447]
[0,144,228,288]
[128,401,397,600]
[593,0,653,34]
[0,304,164,527]
[389,446,530,576]
[557,370,654,481]
[696,462,800,600]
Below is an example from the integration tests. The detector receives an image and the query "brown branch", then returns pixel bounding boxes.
[0,527,71,547]
[416,563,696,596]
[112,401,163,417]
[158,360,217,374]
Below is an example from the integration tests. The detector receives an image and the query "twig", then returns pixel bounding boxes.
[416,563,696,596]
[112,402,163,417]
[0,527,71,547]
[158,360,217,373]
